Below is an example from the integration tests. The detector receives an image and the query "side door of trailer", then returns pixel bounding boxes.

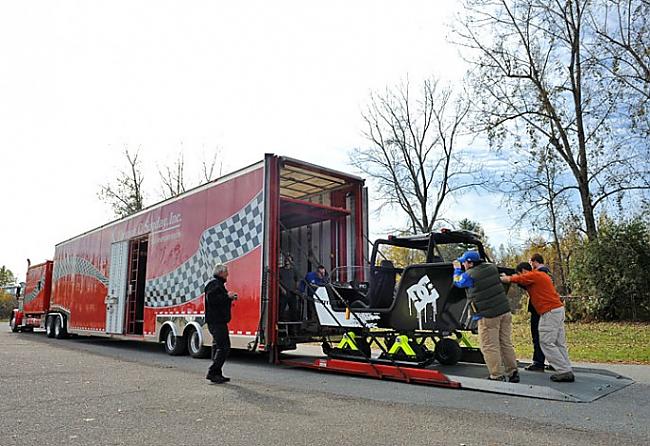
[106,241,129,334]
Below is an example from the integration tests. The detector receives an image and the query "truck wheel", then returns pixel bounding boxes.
[45,317,55,338]
[54,317,67,339]
[164,329,187,356]
[10,314,20,333]
[434,338,462,366]
[187,328,210,358]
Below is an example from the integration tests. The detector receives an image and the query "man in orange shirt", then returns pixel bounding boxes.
[501,262,574,382]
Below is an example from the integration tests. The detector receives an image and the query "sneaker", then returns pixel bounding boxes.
[486,375,506,382]
[550,372,575,382]
[508,370,520,383]
[545,364,555,371]
[525,363,545,372]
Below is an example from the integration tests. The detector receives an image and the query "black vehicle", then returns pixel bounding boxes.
[313,229,514,366]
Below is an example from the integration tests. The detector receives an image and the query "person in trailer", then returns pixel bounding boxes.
[501,262,575,382]
[279,254,300,321]
[299,264,329,295]
[452,250,519,383]
[204,263,238,384]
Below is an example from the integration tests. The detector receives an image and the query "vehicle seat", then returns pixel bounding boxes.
[365,260,397,309]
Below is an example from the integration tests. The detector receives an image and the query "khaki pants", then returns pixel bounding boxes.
[539,307,572,374]
[478,312,518,379]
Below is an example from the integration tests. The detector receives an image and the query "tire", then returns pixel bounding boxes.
[163,328,187,356]
[434,337,462,365]
[187,328,210,358]
[54,316,67,339]
[45,317,55,338]
[9,314,19,333]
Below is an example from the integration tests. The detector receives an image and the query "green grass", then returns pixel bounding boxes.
[463,312,650,365]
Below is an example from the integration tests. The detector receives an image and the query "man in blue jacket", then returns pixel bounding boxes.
[453,250,519,383]
[299,265,328,294]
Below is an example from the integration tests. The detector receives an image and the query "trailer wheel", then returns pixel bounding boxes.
[434,338,462,365]
[54,316,67,339]
[45,317,55,338]
[163,329,187,356]
[10,314,20,333]
[187,328,210,358]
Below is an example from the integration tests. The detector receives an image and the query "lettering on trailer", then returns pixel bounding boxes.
[406,275,440,330]
[111,211,183,243]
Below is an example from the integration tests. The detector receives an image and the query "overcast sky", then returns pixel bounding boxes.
[0,1,525,281]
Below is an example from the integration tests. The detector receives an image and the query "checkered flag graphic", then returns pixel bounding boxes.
[145,192,264,308]
[53,257,109,286]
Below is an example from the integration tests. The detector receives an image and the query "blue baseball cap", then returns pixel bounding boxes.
[458,250,481,263]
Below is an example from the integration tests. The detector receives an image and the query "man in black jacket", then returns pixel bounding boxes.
[526,253,552,372]
[205,263,237,384]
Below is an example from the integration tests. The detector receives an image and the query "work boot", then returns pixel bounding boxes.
[209,375,230,384]
[550,371,575,382]
[508,370,520,383]
[525,363,545,372]
[486,375,506,382]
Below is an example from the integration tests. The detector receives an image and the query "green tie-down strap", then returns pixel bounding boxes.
[337,332,360,351]
[458,332,474,348]
[387,335,417,357]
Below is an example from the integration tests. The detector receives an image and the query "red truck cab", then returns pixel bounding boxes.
[10,261,53,332]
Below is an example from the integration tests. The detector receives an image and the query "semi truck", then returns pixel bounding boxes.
[10,153,509,387]
[10,154,634,399]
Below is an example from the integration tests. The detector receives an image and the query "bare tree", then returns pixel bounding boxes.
[593,0,650,98]
[200,148,224,183]
[592,0,650,135]
[456,0,650,240]
[159,152,187,199]
[498,146,571,292]
[98,147,145,218]
[351,78,482,235]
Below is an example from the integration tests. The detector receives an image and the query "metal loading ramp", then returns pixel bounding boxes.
[280,347,634,403]
[435,362,634,402]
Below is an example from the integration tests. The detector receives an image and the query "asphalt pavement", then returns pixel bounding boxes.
[1,325,648,446]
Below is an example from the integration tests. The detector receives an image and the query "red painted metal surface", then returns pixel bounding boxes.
[51,166,265,335]
[280,357,461,388]
[22,261,53,315]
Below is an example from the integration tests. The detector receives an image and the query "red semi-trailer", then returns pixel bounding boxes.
[12,154,367,361]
